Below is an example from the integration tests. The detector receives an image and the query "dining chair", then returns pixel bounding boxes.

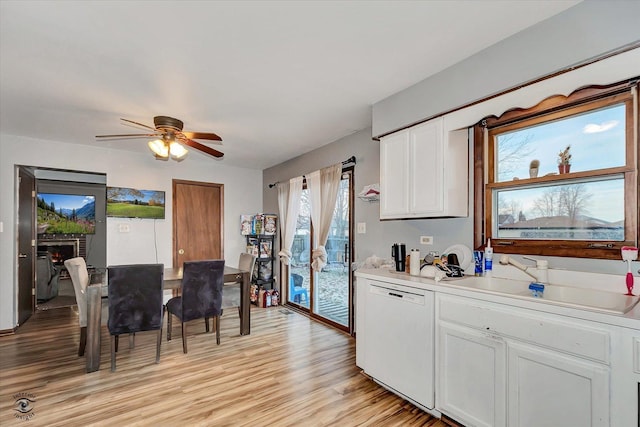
[64,257,91,356]
[290,273,308,304]
[166,259,225,353]
[107,263,164,372]
[222,253,256,314]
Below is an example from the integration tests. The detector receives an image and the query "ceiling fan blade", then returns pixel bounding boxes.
[181,138,224,158]
[182,131,222,142]
[95,133,160,139]
[120,118,156,131]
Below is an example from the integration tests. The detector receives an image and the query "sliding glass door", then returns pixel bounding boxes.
[287,169,353,332]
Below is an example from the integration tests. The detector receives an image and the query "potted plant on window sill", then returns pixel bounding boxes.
[557,145,571,174]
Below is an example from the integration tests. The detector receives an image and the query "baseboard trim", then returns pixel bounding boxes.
[441,413,466,427]
[0,327,17,337]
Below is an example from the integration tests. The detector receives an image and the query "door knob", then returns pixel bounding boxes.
[18,253,28,259]
[178,249,184,255]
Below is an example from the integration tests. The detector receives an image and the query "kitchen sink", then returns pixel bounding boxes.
[445,276,531,295]
[448,276,640,315]
[531,284,640,315]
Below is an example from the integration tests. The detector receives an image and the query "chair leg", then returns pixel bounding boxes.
[129,333,135,349]
[156,306,164,363]
[78,326,87,356]
[110,335,116,372]
[205,316,210,333]
[156,328,162,364]
[115,335,119,353]
[215,315,220,345]
[167,313,173,341]
[181,321,188,354]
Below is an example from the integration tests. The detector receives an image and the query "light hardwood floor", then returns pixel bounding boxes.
[0,305,446,426]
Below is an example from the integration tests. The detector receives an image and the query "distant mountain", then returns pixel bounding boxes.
[76,201,95,220]
[59,201,95,220]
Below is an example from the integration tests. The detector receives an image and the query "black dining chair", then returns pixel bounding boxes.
[107,263,164,372]
[166,259,225,353]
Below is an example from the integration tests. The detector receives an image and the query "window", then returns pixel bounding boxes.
[475,80,638,260]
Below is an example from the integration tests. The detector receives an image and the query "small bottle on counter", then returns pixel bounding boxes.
[474,251,484,276]
[410,249,421,276]
[484,239,493,276]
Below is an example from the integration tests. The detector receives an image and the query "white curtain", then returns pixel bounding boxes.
[307,163,342,272]
[276,176,303,265]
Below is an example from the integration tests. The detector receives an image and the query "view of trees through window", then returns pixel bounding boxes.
[489,95,631,244]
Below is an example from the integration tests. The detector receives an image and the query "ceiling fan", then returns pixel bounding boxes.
[95,116,224,160]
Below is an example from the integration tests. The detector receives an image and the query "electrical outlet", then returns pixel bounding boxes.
[118,224,130,233]
[357,222,366,234]
[420,235,433,245]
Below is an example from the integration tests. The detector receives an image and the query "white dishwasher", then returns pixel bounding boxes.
[363,279,435,410]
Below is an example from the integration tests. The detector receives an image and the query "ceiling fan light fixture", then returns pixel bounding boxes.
[148,139,169,158]
[169,142,188,159]
[97,115,224,159]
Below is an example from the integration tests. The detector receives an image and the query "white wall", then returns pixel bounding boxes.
[372,1,640,137]
[263,47,640,293]
[0,135,263,330]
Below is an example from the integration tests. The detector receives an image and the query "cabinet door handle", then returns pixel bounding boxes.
[18,253,28,259]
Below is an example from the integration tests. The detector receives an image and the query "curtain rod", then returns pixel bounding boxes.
[268,156,356,188]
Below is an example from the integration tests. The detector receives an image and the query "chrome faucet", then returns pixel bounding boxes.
[499,255,548,284]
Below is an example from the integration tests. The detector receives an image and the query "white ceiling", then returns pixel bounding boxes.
[0,1,580,169]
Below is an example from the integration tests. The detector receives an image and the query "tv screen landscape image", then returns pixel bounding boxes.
[37,193,96,234]
[107,187,165,219]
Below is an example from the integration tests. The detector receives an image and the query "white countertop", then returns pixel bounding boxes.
[355,268,640,330]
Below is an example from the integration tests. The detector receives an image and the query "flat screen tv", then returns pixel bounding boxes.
[106,187,165,219]
[37,193,96,234]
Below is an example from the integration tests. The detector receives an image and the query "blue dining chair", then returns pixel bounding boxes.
[290,273,308,304]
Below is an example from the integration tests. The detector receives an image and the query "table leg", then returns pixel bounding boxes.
[86,284,102,372]
[240,271,250,335]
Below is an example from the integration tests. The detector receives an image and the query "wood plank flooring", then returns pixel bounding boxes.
[0,305,447,426]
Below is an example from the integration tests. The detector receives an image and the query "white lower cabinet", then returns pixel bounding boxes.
[507,341,609,427]
[355,278,367,370]
[436,294,611,427]
[437,322,506,427]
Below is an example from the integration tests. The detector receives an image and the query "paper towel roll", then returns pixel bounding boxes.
[410,249,421,276]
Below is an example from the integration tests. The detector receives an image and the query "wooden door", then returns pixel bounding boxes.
[17,166,36,326]
[173,179,223,268]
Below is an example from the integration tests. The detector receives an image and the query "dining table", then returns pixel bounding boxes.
[84,265,251,373]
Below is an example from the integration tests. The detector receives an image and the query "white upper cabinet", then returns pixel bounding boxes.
[380,117,468,219]
[380,128,410,217]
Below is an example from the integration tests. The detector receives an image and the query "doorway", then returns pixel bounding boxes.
[172,179,223,268]
[288,168,353,333]
[17,166,35,326]
[16,166,107,324]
